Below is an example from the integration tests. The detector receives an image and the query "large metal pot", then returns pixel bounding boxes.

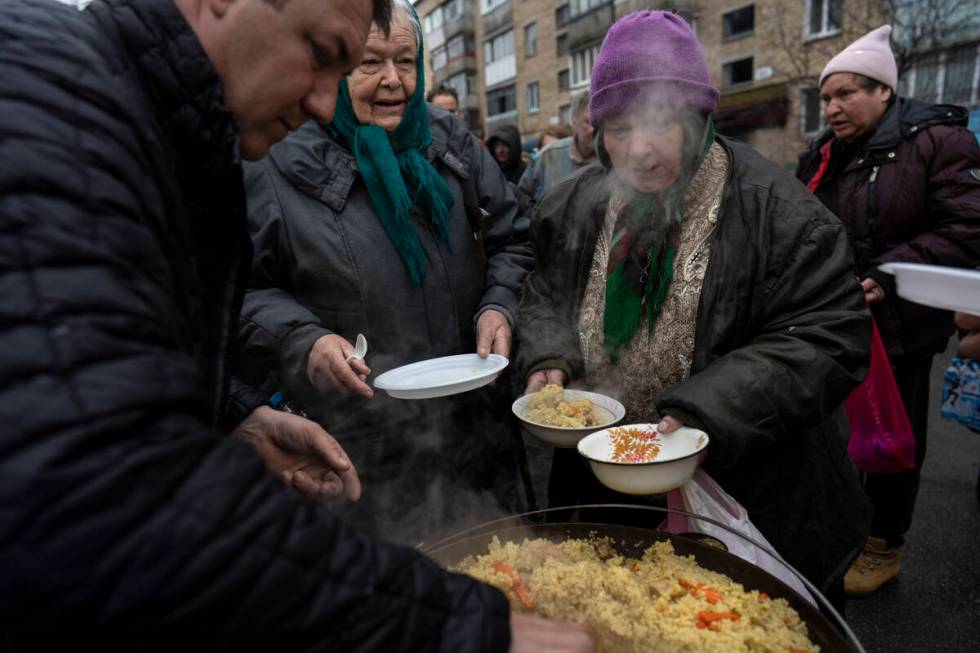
[422,506,864,652]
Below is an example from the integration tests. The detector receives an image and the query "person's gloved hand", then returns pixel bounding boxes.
[233,406,361,500]
[955,312,980,359]
[476,309,512,358]
[524,368,566,394]
[307,334,373,398]
[509,613,595,652]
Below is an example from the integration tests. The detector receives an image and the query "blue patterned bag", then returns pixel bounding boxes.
[941,357,980,432]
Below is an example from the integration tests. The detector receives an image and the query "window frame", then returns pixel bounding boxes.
[799,86,826,137]
[721,55,754,89]
[722,4,755,41]
[526,81,540,114]
[804,0,842,40]
[524,21,538,58]
[486,83,518,117]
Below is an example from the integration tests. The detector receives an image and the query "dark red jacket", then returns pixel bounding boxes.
[798,98,980,357]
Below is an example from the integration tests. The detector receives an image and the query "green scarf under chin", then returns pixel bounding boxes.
[603,118,716,361]
[327,32,453,286]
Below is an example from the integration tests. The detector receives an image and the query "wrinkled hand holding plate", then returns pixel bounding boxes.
[373,354,509,399]
[879,263,980,314]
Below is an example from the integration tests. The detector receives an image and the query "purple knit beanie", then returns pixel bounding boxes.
[589,11,719,126]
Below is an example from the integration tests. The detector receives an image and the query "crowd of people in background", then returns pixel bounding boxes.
[2,0,979,650]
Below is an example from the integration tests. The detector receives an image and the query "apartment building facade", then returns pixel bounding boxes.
[415,1,980,164]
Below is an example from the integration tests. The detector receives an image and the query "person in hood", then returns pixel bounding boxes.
[238,0,545,573]
[797,25,980,598]
[486,124,527,185]
[516,10,872,611]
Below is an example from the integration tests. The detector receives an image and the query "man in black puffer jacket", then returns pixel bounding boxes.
[0,1,593,651]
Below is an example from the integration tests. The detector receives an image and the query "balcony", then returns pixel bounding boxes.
[481,0,513,37]
[443,7,476,41]
[484,54,517,88]
[432,54,478,85]
[566,2,613,51]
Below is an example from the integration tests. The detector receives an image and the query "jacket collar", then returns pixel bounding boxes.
[91,0,240,171]
[267,107,454,213]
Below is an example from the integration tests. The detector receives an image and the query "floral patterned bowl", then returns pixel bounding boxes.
[577,424,709,495]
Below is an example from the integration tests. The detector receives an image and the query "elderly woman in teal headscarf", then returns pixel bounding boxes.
[239,0,533,544]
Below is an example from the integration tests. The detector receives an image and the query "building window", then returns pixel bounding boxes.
[487,84,517,116]
[526,82,540,114]
[569,0,608,20]
[571,44,600,88]
[431,46,447,71]
[484,30,514,63]
[556,33,569,57]
[806,0,842,38]
[424,8,443,34]
[943,45,978,104]
[559,104,571,126]
[481,0,509,15]
[525,22,538,58]
[555,3,570,28]
[443,0,461,22]
[558,68,570,91]
[903,44,979,105]
[446,33,474,61]
[722,56,754,88]
[800,87,825,135]
[722,5,754,40]
[446,72,475,98]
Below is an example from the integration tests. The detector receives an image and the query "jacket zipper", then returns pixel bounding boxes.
[866,165,881,264]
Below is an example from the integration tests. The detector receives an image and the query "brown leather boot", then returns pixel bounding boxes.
[844,536,900,597]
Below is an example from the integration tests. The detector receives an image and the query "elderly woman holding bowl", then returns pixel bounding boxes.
[516,10,872,606]
[239,0,533,544]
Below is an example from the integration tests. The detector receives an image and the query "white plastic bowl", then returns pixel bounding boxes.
[577,424,709,495]
[512,389,626,448]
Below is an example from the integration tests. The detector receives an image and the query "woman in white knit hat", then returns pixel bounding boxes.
[798,25,980,598]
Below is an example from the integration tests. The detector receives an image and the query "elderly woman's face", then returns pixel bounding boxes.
[603,106,684,194]
[347,13,418,131]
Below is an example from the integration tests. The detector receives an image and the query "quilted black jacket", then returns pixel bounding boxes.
[0,0,509,650]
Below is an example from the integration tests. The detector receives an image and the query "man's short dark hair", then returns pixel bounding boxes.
[426,84,459,104]
[263,0,392,35]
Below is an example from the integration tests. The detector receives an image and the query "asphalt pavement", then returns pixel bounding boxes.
[520,339,980,652]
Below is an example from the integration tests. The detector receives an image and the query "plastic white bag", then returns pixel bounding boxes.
[665,469,816,606]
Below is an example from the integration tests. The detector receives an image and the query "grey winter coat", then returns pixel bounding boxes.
[516,137,873,591]
[240,109,533,433]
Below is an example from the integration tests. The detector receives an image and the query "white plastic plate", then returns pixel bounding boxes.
[373,353,509,399]
[878,263,980,314]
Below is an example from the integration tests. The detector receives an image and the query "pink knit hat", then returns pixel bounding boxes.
[820,25,897,90]
[589,11,719,126]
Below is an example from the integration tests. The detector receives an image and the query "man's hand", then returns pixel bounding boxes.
[524,369,567,394]
[233,406,361,500]
[656,415,684,434]
[509,613,595,652]
[860,277,885,304]
[307,334,373,398]
[476,309,512,358]
[956,312,980,359]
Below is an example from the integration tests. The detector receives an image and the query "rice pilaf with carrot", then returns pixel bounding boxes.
[524,384,598,427]
[456,536,818,653]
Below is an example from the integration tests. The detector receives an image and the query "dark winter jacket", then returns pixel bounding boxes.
[486,124,527,185]
[516,137,873,591]
[239,112,533,437]
[0,0,509,650]
[798,97,980,357]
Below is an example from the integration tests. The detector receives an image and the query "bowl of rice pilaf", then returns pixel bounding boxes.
[578,423,709,494]
[513,384,626,448]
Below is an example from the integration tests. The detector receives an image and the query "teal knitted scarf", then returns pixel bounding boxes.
[328,29,453,285]
[603,118,716,360]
